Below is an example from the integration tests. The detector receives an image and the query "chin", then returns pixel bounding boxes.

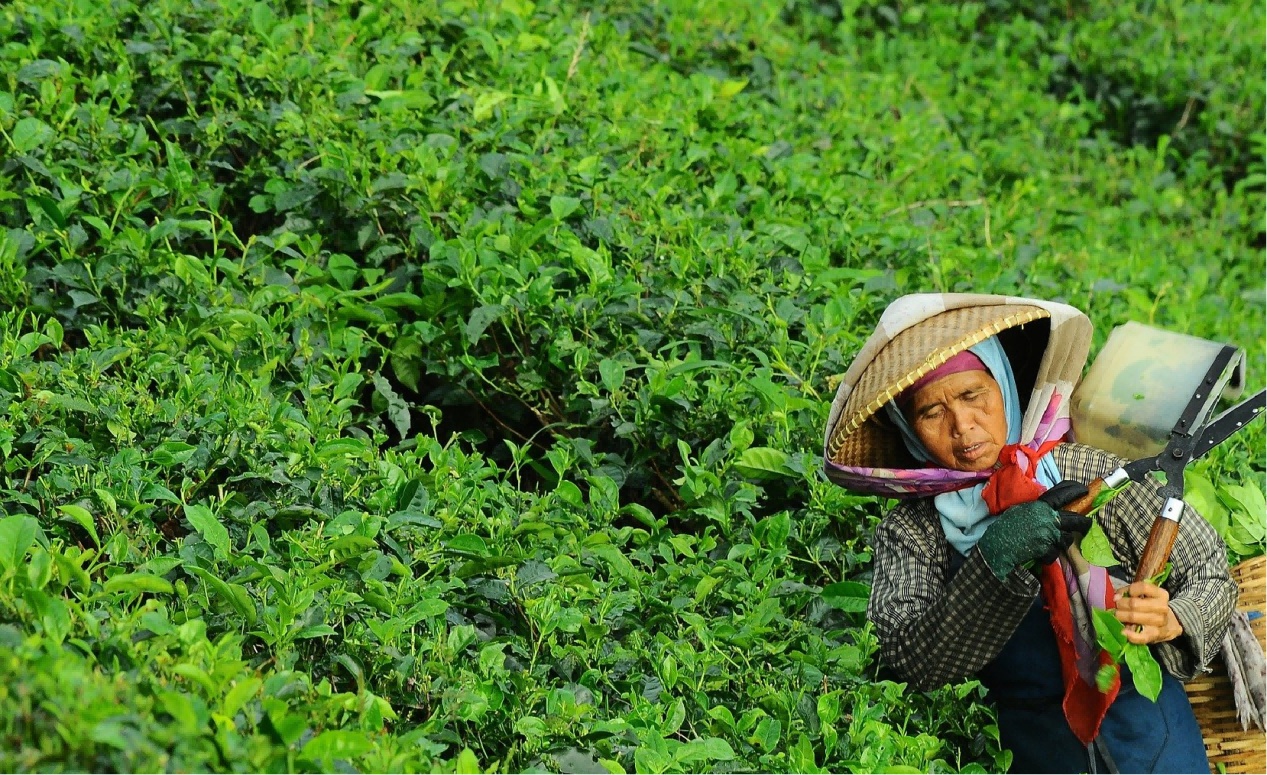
[953,452,1001,472]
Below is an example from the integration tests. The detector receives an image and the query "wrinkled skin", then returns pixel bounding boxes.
[909,369,1009,472]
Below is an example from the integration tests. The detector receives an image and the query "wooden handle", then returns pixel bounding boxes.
[1057,476,1179,584]
[1133,518,1181,583]
[1063,477,1106,516]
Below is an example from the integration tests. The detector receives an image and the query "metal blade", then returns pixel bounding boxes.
[1121,453,1164,484]
[1189,389,1267,461]
[1171,345,1243,443]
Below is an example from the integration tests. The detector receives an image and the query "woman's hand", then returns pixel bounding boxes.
[1114,582,1184,645]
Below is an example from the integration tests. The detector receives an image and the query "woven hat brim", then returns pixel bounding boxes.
[827,305,1051,466]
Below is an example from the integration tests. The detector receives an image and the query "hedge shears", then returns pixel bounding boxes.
[1065,345,1266,582]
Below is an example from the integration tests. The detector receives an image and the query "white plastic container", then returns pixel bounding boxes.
[1070,321,1245,461]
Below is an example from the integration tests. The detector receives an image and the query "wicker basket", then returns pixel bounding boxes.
[1183,555,1267,774]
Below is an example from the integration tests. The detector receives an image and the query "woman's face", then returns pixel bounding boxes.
[909,370,1009,471]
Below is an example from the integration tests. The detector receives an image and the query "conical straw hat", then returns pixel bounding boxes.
[826,304,1051,468]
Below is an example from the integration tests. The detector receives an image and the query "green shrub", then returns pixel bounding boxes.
[0,0,1261,771]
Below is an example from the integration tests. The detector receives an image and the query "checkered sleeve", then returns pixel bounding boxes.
[867,500,1041,691]
[1053,443,1237,680]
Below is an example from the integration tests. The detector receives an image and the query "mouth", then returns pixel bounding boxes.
[957,442,990,461]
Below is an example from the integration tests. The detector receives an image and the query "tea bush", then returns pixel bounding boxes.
[0,0,1262,772]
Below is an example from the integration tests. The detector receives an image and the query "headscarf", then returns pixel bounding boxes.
[882,336,1062,555]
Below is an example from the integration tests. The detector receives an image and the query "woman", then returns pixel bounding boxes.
[822,294,1236,774]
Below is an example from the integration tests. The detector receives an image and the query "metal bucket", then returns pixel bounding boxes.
[1070,321,1245,461]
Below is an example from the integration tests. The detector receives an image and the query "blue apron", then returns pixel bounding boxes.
[977,596,1209,774]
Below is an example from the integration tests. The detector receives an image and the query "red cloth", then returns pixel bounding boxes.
[984,441,1121,745]
[981,440,1063,515]
[1039,562,1121,744]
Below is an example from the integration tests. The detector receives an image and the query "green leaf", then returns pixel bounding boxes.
[1124,642,1163,701]
[104,573,174,595]
[27,546,51,590]
[263,699,307,745]
[302,730,372,766]
[390,337,422,393]
[674,737,736,764]
[1095,663,1119,693]
[1224,484,1266,542]
[1224,483,1266,518]
[555,480,584,508]
[788,733,818,773]
[48,393,96,413]
[464,304,504,346]
[1091,607,1127,661]
[334,372,364,402]
[406,598,449,620]
[515,715,547,740]
[453,748,482,774]
[822,581,870,612]
[694,573,720,603]
[1079,521,1119,567]
[549,195,581,221]
[24,588,70,644]
[446,534,487,557]
[0,515,38,573]
[58,504,100,547]
[294,624,336,639]
[598,358,626,392]
[761,223,808,252]
[327,253,358,290]
[221,677,262,718]
[12,117,52,152]
[589,543,639,590]
[250,2,278,37]
[152,441,198,468]
[372,372,411,438]
[753,716,782,752]
[758,512,791,549]
[734,446,795,479]
[1184,471,1229,538]
[316,438,370,460]
[141,483,182,504]
[185,565,255,625]
[185,504,231,561]
[1088,482,1128,516]
[634,747,671,774]
[32,195,67,228]
[718,78,748,99]
[728,422,754,452]
[472,90,510,121]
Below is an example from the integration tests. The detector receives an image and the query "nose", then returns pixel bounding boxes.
[947,405,976,437]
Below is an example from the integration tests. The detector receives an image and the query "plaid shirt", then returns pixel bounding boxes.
[867,442,1237,691]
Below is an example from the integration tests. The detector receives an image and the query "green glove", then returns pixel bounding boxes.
[977,500,1064,581]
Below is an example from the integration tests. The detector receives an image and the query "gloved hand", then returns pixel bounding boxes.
[1035,480,1093,566]
[977,480,1092,580]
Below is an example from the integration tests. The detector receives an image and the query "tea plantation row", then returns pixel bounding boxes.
[0,0,1262,772]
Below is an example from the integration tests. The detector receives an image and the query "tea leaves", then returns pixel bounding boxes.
[0,0,1262,772]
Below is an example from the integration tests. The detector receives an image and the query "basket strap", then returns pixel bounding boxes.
[1091,737,1121,774]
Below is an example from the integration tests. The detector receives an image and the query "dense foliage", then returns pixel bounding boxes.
[0,0,1262,771]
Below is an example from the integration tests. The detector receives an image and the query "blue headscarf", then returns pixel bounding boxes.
[883,336,1062,555]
